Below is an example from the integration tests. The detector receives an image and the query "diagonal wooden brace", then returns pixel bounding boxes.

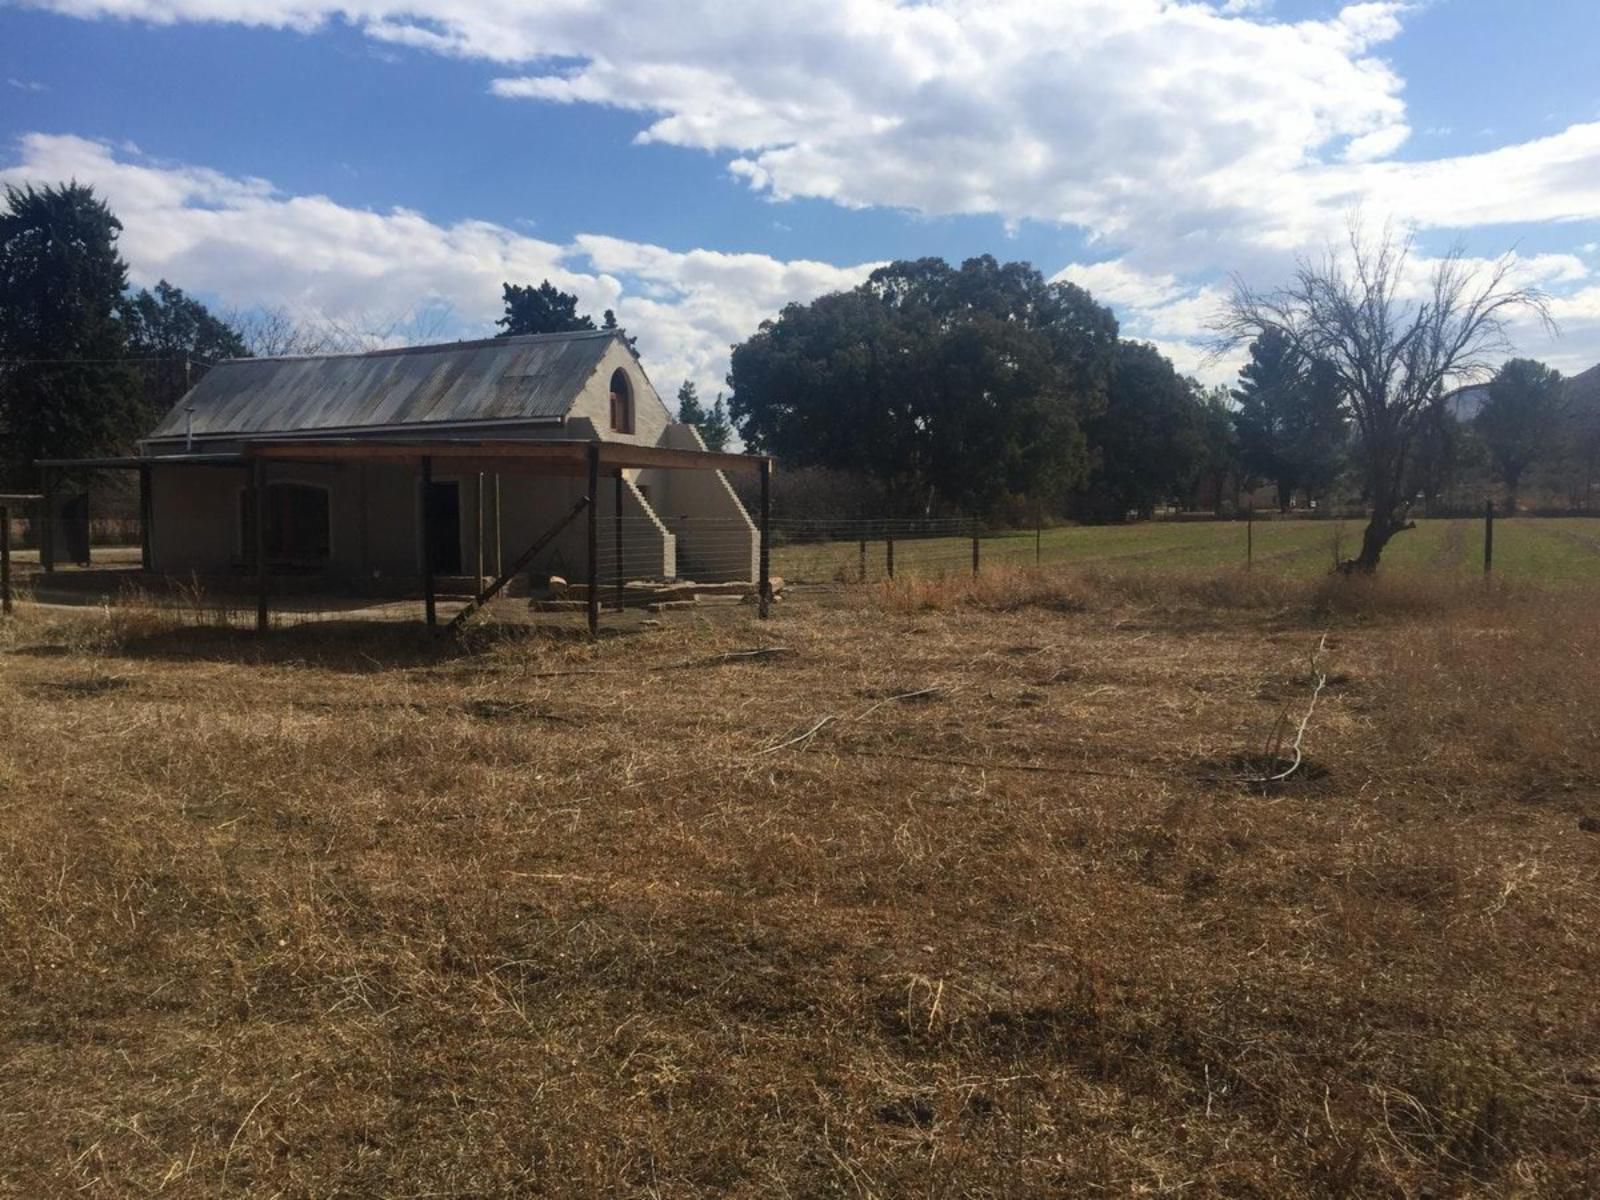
[448,495,590,631]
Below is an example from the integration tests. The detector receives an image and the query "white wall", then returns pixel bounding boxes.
[635,423,759,582]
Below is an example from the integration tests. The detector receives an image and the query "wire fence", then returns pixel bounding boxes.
[8,505,1600,630]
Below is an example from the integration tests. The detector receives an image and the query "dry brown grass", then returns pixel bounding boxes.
[2,569,1598,1197]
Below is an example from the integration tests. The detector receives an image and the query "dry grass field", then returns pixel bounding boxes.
[2,569,1598,1197]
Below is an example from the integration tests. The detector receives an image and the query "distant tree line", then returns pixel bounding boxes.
[6,185,1595,541]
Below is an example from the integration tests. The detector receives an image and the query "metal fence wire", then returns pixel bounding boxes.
[8,502,1600,629]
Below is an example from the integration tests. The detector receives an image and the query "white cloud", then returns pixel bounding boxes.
[15,0,1600,377]
[0,133,876,403]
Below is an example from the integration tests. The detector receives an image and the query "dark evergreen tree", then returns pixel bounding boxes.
[496,280,596,337]
[1476,358,1565,510]
[124,279,250,422]
[1231,327,1346,510]
[702,393,732,452]
[0,182,141,486]
[674,380,735,452]
[1080,341,1207,520]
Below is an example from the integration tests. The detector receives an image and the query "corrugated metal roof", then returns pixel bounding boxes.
[147,330,621,441]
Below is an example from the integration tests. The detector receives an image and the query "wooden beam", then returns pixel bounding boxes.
[475,471,485,593]
[448,495,589,631]
[586,443,600,638]
[597,442,767,473]
[243,438,771,474]
[253,459,269,633]
[759,458,771,619]
[1,505,12,616]
[420,455,436,630]
[614,469,625,612]
[138,464,153,571]
[40,467,54,574]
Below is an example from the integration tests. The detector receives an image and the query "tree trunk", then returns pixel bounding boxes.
[1348,490,1415,572]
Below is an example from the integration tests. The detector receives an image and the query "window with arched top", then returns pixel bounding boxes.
[608,368,634,434]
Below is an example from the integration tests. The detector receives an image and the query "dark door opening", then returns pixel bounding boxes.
[424,480,462,575]
[240,482,331,569]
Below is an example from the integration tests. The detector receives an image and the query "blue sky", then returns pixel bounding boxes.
[4,0,1600,396]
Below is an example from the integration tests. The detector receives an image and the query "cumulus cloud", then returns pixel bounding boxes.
[0,133,877,401]
[14,0,1600,375]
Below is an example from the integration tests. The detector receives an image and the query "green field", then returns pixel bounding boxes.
[772,517,1600,585]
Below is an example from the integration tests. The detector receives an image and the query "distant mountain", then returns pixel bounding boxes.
[1565,361,1600,410]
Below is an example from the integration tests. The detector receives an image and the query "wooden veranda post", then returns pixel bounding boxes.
[759,458,771,619]
[1,505,11,616]
[494,474,503,576]
[586,443,600,638]
[138,464,153,571]
[420,455,436,630]
[40,467,55,573]
[475,471,485,592]
[614,469,625,612]
[1484,499,1495,577]
[253,458,269,633]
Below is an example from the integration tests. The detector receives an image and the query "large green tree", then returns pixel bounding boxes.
[1080,341,1207,520]
[1475,358,1565,510]
[0,182,142,486]
[496,280,596,337]
[728,255,1119,515]
[124,279,250,421]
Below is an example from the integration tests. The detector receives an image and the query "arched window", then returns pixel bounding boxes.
[608,368,634,434]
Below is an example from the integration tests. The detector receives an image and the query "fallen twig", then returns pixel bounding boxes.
[1253,632,1329,784]
[757,714,837,755]
[652,647,796,672]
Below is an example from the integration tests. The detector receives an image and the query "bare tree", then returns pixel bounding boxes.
[223,302,458,359]
[1216,224,1552,571]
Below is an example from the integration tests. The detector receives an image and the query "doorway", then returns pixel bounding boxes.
[423,480,462,574]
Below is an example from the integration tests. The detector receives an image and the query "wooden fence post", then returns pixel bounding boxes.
[586,443,600,638]
[615,469,626,613]
[40,467,55,574]
[138,464,153,571]
[859,538,867,583]
[886,534,895,580]
[420,456,437,630]
[1484,499,1494,578]
[758,458,772,619]
[971,523,980,578]
[1,505,11,616]
[1246,502,1254,570]
[253,459,269,633]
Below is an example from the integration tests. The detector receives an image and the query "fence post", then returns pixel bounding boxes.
[138,463,153,571]
[1246,501,1254,570]
[1035,512,1042,566]
[586,443,600,637]
[40,467,55,573]
[758,458,771,619]
[886,534,895,579]
[421,455,437,631]
[971,522,980,578]
[1483,498,1494,578]
[614,469,626,613]
[859,537,867,583]
[1,505,11,616]
[253,459,269,633]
